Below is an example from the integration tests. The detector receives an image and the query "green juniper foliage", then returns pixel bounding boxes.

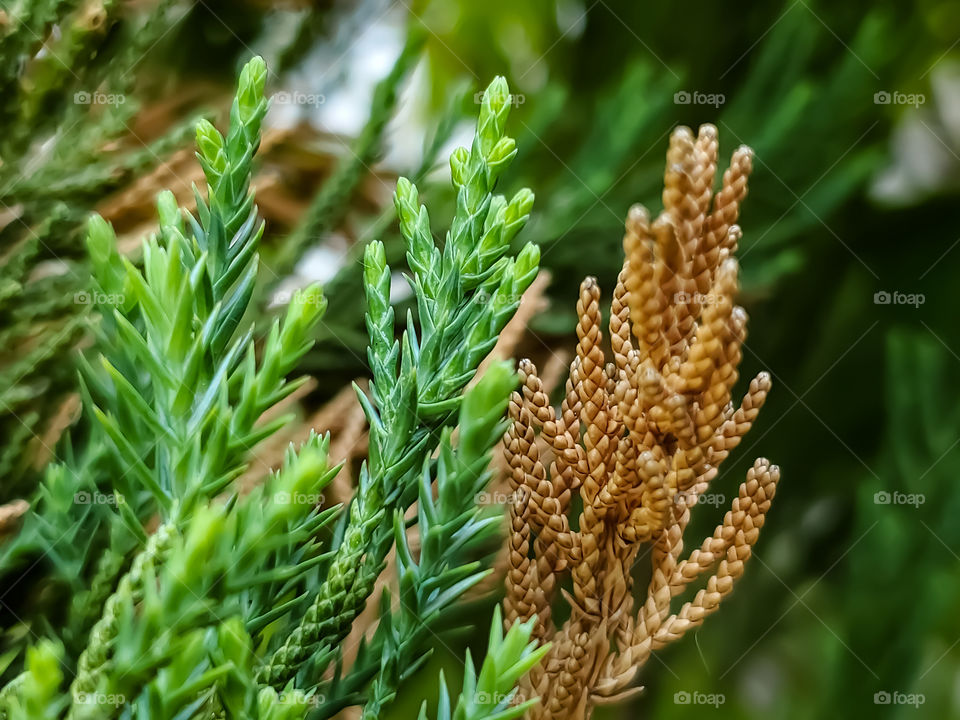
[418,608,549,720]
[342,361,521,720]
[3,54,309,660]
[0,0,203,499]
[258,73,539,688]
[1,57,544,719]
[304,77,472,374]
[0,1,409,505]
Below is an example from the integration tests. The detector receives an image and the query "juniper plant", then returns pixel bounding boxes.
[503,126,779,719]
[1,57,545,719]
[0,2,415,504]
[4,54,306,654]
[417,608,549,720]
[258,73,539,689]
[2,55,335,718]
[0,0,202,498]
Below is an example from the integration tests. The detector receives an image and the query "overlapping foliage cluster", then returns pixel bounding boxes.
[0,0,201,498]
[0,0,426,504]
[3,1,960,719]
[503,126,779,718]
[0,57,547,719]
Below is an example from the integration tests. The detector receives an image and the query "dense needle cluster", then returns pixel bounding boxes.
[502,124,780,718]
[0,59,547,720]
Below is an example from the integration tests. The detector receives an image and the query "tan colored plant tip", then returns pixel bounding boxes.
[0,501,28,538]
[502,124,779,719]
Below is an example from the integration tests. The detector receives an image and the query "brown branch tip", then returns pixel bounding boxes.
[502,125,779,719]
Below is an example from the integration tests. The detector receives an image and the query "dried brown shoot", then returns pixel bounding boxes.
[502,124,780,719]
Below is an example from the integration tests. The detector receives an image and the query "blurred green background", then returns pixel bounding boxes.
[2,0,960,717]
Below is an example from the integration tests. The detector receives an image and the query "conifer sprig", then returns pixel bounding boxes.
[418,608,549,720]
[258,76,540,688]
[502,125,779,718]
[1,61,546,720]
[63,55,329,708]
[67,438,339,720]
[343,362,519,720]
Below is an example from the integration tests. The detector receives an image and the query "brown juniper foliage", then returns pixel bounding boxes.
[502,124,780,719]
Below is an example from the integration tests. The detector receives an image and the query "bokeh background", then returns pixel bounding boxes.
[2,0,960,717]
